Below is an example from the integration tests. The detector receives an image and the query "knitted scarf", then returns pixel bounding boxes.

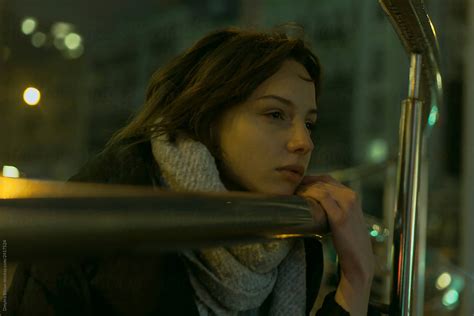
[151,135,306,316]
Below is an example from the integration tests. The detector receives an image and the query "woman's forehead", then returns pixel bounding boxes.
[254,76,315,98]
[249,61,316,107]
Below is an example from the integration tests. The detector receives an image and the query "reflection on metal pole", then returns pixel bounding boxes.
[391,54,424,316]
[414,143,428,316]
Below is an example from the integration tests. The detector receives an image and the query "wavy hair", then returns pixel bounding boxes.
[107,26,322,156]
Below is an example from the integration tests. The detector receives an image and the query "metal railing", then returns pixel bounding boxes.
[379,1,442,315]
[0,177,330,259]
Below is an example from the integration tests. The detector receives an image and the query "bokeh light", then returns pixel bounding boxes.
[21,18,37,35]
[442,289,459,308]
[31,32,47,48]
[2,166,20,178]
[51,22,73,39]
[368,139,388,163]
[435,272,452,290]
[428,105,439,126]
[23,87,41,106]
[64,45,84,59]
[64,33,82,50]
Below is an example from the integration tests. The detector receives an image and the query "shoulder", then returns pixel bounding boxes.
[69,138,160,186]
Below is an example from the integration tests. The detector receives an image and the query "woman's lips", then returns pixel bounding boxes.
[276,169,303,183]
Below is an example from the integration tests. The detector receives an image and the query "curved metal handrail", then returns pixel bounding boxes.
[379,0,443,128]
[0,177,329,260]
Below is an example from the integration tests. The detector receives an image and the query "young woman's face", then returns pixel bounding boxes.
[216,59,317,195]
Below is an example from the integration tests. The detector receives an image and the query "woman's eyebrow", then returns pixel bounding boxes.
[255,94,318,115]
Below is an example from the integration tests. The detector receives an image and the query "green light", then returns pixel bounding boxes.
[428,105,439,126]
[370,230,378,237]
[368,139,387,163]
[21,17,37,35]
[64,33,81,50]
[442,289,459,307]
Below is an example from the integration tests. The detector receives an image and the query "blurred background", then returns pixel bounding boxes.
[0,0,472,314]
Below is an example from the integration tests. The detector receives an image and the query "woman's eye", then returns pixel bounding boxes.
[268,111,284,120]
[305,122,316,132]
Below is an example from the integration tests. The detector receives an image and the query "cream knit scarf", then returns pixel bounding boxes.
[151,135,306,316]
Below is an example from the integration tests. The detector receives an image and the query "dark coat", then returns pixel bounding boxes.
[6,139,349,316]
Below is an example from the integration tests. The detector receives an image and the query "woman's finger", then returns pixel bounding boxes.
[297,185,345,225]
[317,182,361,217]
[296,176,334,194]
[297,179,352,211]
[301,174,346,188]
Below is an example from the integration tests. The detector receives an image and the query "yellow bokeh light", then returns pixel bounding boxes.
[436,272,452,290]
[23,87,41,106]
[21,18,37,35]
[2,166,20,178]
[64,33,82,50]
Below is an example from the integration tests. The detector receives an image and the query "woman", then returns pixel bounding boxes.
[7,27,375,315]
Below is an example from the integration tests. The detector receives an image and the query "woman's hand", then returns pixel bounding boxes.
[296,175,375,316]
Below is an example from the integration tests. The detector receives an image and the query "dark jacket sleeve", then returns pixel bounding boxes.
[6,261,95,316]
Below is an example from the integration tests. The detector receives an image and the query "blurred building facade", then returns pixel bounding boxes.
[82,0,408,168]
[0,4,90,179]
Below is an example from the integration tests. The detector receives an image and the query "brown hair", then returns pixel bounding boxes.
[107,26,322,156]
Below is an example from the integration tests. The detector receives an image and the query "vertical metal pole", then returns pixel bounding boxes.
[390,53,424,316]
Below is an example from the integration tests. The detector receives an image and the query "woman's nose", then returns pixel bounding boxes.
[286,123,314,155]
